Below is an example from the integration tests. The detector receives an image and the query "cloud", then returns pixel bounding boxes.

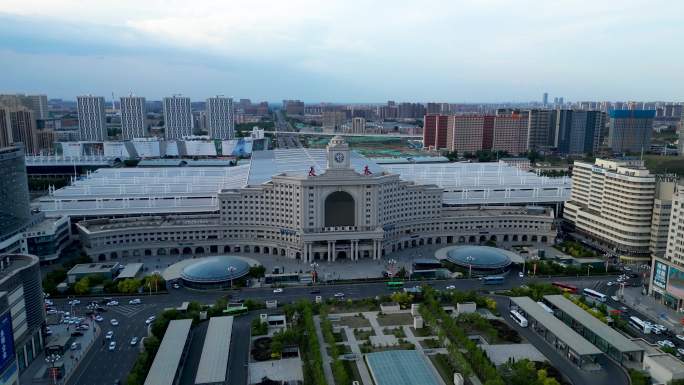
[0,1,683,101]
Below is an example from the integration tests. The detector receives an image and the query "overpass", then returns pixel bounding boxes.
[263,131,423,139]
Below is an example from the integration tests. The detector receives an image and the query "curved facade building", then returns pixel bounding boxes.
[77,137,556,262]
[445,246,512,274]
[180,255,251,289]
[0,254,45,373]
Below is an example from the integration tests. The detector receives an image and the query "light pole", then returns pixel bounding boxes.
[227,266,237,289]
[466,256,474,279]
[388,259,397,278]
[45,353,61,385]
[587,265,593,277]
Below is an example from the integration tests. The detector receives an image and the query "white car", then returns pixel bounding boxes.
[172,284,180,289]
[657,340,675,348]
[445,285,456,290]
[108,341,116,351]
[110,319,119,326]
[68,299,81,306]
[607,281,614,286]
[106,300,119,306]
[105,331,114,340]
[678,348,684,356]
[130,337,139,346]
[610,296,620,302]
[145,316,156,325]
[45,299,54,306]
[273,288,283,294]
[95,315,104,322]
[333,292,345,298]
[70,342,80,350]
[676,335,684,343]
[129,299,141,305]
[518,272,524,278]
[47,309,58,315]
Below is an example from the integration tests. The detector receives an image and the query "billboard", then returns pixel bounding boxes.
[666,267,684,299]
[653,261,669,290]
[0,312,15,372]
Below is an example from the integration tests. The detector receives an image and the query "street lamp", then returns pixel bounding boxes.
[387,259,397,278]
[586,265,593,277]
[466,256,474,278]
[227,266,237,289]
[45,353,61,385]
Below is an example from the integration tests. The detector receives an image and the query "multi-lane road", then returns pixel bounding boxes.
[58,274,618,385]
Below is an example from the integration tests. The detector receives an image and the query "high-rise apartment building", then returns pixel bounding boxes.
[446,115,494,153]
[163,96,193,139]
[423,114,449,149]
[527,109,554,151]
[607,110,655,154]
[0,108,12,148]
[206,96,235,139]
[76,95,107,141]
[0,145,31,255]
[650,180,677,259]
[543,92,548,106]
[322,111,346,131]
[120,96,147,139]
[25,94,48,119]
[283,100,305,116]
[351,117,366,133]
[8,108,37,154]
[563,159,656,260]
[492,112,528,155]
[650,184,684,309]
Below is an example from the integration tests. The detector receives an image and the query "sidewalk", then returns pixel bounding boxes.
[622,286,683,332]
[313,315,335,385]
[343,326,373,385]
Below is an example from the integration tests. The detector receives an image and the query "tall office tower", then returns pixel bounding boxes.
[423,114,450,149]
[8,108,37,154]
[26,94,48,119]
[322,111,346,131]
[553,110,606,155]
[446,115,494,153]
[76,95,107,141]
[0,146,31,253]
[650,183,684,308]
[206,96,235,139]
[492,112,529,154]
[607,110,655,154]
[120,96,147,139]
[564,158,656,260]
[680,128,684,157]
[527,109,554,151]
[163,96,193,139]
[543,93,549,106]
[351,117,366,133]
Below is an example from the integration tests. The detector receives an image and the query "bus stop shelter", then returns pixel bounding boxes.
[510,297,602,369]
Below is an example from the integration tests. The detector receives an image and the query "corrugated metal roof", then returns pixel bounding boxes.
[194,316,233,384]
[144,319,192,385]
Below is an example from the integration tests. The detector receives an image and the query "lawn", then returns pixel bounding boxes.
[429,354,455,385]
[644,155,684,175]
[420,338,442,349]
[377,313,414,326]
[353,328,375,341]
[410,326,434,337]
[337,315,371,328]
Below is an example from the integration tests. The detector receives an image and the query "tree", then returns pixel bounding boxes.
[117,278,142,294]
[74,277,91,295]
[249,265,266,278]
[390,291,414,309]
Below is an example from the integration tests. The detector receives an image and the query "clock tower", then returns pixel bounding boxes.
[326,135,351,169]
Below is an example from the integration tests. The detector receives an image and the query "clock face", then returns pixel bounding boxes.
[334,152,345,163]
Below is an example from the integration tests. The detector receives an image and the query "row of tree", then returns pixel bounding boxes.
[320,306,351,385]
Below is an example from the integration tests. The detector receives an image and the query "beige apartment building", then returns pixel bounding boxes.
[564,158,657,262]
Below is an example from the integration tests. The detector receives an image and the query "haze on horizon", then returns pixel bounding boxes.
[0,0,682,103]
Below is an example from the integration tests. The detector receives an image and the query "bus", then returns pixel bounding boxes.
[628,316,652,334]
[224,304,248,316]
[552,282,578,294]
[483,276,504,285]
[582,288,607,302]
[387,281,405,289]
[537,301,554,314]
[510,309,528,327]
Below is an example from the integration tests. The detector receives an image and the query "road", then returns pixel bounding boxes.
[59,274,617,385]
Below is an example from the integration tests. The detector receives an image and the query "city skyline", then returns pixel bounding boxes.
[1,0,683,102]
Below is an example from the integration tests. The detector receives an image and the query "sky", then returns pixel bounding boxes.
[0,0,683,103]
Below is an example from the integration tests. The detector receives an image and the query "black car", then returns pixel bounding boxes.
[310,289,321,294]
[71,331,84,337]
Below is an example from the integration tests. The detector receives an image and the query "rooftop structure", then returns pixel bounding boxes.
[116,263,143,280]
[66,262,120,283]
[543,295,644,362]
[444,246,513,272]
[510,297,601,366]
[365,350,442,385]
[144,319,193,385]
[195,316,233,385]
[180,256,251,289]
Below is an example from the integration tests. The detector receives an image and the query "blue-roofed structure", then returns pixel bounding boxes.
[365,350,442,385]
[608,110,656,119]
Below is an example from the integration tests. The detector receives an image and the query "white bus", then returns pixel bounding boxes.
[583,288,607,302]
[537,301,554,314]
[510,309,528,327]
[628,316,652,334]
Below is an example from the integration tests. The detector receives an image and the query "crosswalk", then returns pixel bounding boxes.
[108,304,152,317]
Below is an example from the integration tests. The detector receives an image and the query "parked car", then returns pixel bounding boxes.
[676,335,684,343]
[70,342,80,351]
[110,319,119,326]
[130,337,139,346]
[95,315,104,322]
[172,284,180,289]
[108,341,116,351]
[105,331,114,340]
